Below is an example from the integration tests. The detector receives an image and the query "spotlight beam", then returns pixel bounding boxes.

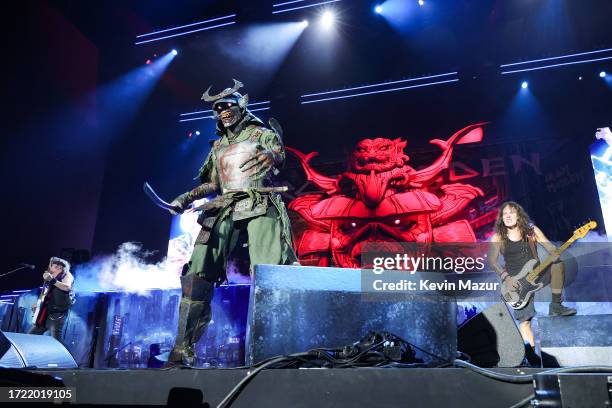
[501,55,612,75]
[136,14,237,38]
[272,0,341,15]
[301,79,459,105]
[301,72,457,98]
[135,21,236,45]
[501,47,612,67]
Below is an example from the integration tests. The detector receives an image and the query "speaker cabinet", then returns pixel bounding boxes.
[458,302,525,367]
[0,331,77,368]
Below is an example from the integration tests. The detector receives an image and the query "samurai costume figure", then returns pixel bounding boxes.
[167,79,297,366]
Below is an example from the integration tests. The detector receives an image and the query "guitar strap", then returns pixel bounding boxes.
[527,233,539,261]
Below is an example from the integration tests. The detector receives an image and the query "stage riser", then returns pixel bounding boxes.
[0,286,250,368]
[247,265,457,365]
[541,347,612,366]
[539,314,612,367]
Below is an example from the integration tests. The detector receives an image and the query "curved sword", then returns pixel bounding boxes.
[143,182,183,213]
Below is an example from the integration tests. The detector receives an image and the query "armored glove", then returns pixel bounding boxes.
[170,182,219,215]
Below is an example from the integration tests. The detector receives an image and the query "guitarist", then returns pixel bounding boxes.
[28,257,74,341]
[489,201,576,349]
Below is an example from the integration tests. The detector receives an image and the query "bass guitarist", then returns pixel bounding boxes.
[28,257,74,342]
[489,201,576,349]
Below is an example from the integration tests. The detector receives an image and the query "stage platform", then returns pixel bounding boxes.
[19,367,541,407]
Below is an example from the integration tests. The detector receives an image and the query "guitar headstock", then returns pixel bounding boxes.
[573,221,598,239]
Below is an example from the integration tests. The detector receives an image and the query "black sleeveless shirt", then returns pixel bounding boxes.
[503,239,533,276]
[47,273,72,313]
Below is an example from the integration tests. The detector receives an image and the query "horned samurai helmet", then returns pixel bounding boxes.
[201,79,249,128]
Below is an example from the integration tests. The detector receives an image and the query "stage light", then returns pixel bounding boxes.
[272,0,342,15]
[301,20,309,27]
[578,76,583,80]
[321,11,335,28]
[521,81,528,89]
[301,78,459,104]
[418,0,424,6]
[375,5,383,14]
[195,130,201,136]
[145,59,152,65]
[135,14,237,45]
[600,71,607,78]
[171,49,178,56]
[179,101,271,122]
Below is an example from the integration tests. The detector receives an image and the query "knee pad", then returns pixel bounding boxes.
[180,274,214,301]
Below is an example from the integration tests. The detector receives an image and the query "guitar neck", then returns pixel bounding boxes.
[528,237,575,279]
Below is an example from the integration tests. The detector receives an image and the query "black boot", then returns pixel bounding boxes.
[522,343,541,367]
[549,303,577,316]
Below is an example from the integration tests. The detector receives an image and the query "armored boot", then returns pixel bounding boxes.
[166,274,214,367]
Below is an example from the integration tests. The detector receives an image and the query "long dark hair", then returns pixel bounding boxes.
[495,201,533,242]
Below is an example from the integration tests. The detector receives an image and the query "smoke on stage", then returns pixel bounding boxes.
[72,242,179,294]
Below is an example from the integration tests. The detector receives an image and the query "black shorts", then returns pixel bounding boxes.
[512,296,536,322]
[510,265,552,322]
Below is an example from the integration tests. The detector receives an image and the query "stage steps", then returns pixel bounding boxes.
[539,314,612,367]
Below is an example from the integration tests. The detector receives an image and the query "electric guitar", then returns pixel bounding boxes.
[32,280,51,323]
[501,221,597,310]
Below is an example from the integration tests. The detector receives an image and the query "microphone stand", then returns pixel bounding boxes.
[0,265,33,279]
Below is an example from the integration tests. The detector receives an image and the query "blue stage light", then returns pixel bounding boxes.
[301,79,459,104]
[135,21,236,45]
[179,104,272,122]
[500,48,612,75]
[302,20,309,27]
[272,0,342,15]
[600,71,607,78]
[302,72,457,98]
[521,81,528,89]
[195,130,201,136]
[180,101,271,117]
[375,5,383,13]
[321,11,335,28]
[171,49,178,56]
[136,14,236,38]
[501,48,612,68]
[418,0,424,6]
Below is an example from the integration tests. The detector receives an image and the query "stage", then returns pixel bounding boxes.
[1,264,611,407]
[17,367,541,407]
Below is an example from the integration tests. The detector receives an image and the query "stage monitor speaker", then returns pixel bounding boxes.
[539,314,612,367]
[0,331,77,368]
[457,302,525,367]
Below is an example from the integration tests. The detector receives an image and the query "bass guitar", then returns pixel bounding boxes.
[501,221,596,310]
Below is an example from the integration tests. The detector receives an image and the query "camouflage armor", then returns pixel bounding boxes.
[167,81,296,366]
